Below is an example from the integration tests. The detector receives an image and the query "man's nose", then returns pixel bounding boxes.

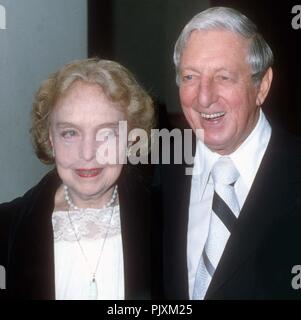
[197,79,218,108]
[80,136,96,162]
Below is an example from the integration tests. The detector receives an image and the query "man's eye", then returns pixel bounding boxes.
[182,75,194,81]
[61,130,78,138]
[217,75,231,81]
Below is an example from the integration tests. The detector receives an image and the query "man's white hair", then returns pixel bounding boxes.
[174,7,274,86]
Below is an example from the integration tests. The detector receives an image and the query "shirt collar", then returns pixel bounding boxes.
[229,109,271,189]
[194,109,271,190]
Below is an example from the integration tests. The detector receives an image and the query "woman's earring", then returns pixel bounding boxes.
[126,147,132,158]
[52,148,55,158]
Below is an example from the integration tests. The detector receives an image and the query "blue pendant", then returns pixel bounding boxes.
[89,278,98,300]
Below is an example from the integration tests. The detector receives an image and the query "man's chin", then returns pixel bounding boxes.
[203,139,231,155]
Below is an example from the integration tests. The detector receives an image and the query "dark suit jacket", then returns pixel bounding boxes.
[160,127,301,299]
[0,165,153,300]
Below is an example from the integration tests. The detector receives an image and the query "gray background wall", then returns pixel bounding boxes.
[0,0,87,202]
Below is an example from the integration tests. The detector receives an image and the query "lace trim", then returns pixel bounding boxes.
[52,205,121,242]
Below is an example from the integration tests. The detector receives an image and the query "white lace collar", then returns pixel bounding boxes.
[52,205,121,242]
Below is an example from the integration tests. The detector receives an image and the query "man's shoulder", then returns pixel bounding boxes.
[270,125,301,150]
[265,125,301,166]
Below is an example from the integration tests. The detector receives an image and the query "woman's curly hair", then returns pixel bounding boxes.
[31,58,155,164]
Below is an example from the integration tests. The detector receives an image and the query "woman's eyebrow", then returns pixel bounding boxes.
[55,121,120,129]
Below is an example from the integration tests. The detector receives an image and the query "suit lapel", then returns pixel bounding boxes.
[205,129,293,298]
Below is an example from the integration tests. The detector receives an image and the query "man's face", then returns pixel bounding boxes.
[179,29,271,155]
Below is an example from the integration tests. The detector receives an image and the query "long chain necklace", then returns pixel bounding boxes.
[64,185,118,300]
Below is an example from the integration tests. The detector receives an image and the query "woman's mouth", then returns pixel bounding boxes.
[75,168,102,178]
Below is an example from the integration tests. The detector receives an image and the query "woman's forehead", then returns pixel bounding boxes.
[51,82,125,125]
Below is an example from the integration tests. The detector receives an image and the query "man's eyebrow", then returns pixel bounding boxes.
[180,67,235,74]
[215,67,228,72]
[180,66,200,73]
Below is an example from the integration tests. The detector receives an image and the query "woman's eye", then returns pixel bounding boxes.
[61,130,78,138]
[96,129,117,142]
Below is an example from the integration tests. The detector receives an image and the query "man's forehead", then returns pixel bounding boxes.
[180,29,250,66]
[187,28,249,46]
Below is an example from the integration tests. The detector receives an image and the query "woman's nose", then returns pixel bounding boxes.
[80,137,96,162]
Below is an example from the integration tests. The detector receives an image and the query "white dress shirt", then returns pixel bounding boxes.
[187,109,272,299]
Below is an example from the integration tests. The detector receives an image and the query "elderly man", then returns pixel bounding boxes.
[160,7,301,299]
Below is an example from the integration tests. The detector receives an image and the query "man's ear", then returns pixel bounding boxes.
[256,67,273,106]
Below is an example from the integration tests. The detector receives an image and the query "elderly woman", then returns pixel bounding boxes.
[0,58,155,299]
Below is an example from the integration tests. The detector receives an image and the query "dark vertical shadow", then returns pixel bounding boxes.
[88,0,114,58]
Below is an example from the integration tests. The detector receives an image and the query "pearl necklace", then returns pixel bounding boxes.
[63,184,118,299]
[63,185,118,212]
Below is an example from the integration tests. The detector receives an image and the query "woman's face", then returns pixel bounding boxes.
[49,80,126,207]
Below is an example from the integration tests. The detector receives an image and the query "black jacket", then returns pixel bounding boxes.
[160,127,301,299]
[0,165,154,300]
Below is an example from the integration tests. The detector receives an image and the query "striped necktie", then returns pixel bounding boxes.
[193,157,240,299]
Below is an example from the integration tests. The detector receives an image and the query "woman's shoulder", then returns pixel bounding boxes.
[0,196,23,233]
[0,170,60,261]
[0,188,33,225]
[0,186,35,238]
[0,196,24,266]
[0,170,60,225]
